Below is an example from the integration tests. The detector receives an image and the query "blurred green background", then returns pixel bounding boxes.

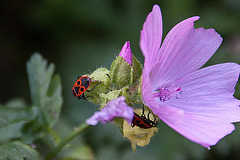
[1,0,240,159]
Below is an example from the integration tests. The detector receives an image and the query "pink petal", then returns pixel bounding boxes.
[140,4,239,149]
[142,68,185,124]
[142,67,160,111]
[119,41,132,66]
[140,5,163,73]
[86,96,134,125]
[161,111,235,149]
[150,17,223,89]
[163,63,240,123]
[142,63,240,148]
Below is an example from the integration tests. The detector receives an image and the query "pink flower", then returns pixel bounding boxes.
[86,96,134,125]
[140,5,240,148]
[119,41,132,66]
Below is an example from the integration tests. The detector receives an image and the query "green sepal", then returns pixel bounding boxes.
[110,56,133,88]
[131,55,142,84]
[85,68,110,104]
[100,90,122,109]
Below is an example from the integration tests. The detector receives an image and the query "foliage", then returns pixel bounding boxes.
[0,53,63,159]
[25,53,62,141]
[0,102,34,143]
[0,141,41,160]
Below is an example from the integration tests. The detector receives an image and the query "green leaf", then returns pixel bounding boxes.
[0,141,41,160]
[0,104,34,143]
[27,53,63,129]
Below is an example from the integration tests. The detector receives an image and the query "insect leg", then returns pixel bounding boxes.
[141,106,146,117]
[87,81,102,92]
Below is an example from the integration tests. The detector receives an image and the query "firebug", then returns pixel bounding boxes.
[131,108,158,129]
[71,76,101,100]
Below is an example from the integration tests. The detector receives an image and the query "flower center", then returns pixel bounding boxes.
[154,83,182,102]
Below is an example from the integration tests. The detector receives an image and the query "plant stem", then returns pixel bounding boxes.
[45,122,91,160]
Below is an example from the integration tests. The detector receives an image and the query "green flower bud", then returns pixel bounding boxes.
[110,56,133,88]
[84,68,110,104]
[109,55,142,88]
[110,42,142,88]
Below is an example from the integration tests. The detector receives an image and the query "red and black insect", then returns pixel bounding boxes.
[131,108,158,129]
[72,76,101,100]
